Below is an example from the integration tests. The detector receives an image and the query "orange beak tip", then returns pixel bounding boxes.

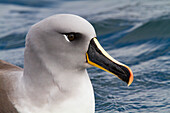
[127,70,134,86]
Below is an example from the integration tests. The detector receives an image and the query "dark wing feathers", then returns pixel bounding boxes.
[0,60,22,113]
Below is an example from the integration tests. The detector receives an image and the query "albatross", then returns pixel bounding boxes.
[0,14,133,113]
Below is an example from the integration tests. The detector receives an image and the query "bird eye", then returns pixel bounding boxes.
[67,34,75,41]
[64,33,75,42]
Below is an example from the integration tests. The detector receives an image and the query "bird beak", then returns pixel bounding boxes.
[86,37,133,86]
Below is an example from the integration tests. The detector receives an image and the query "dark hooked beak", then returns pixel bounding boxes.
[86,37,133,86]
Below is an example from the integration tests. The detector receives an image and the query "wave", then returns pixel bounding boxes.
[0,0,53,7]
[116,17,170,45]
[93,17,170,48]
[0,33,26,50]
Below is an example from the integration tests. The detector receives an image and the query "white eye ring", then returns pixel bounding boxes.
[63,34,70,42]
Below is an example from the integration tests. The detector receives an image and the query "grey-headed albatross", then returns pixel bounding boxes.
[0,14,133,113]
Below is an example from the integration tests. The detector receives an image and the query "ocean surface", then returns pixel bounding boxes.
[0,0,170,112]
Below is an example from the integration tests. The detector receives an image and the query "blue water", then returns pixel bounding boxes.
[0,0,170,112]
